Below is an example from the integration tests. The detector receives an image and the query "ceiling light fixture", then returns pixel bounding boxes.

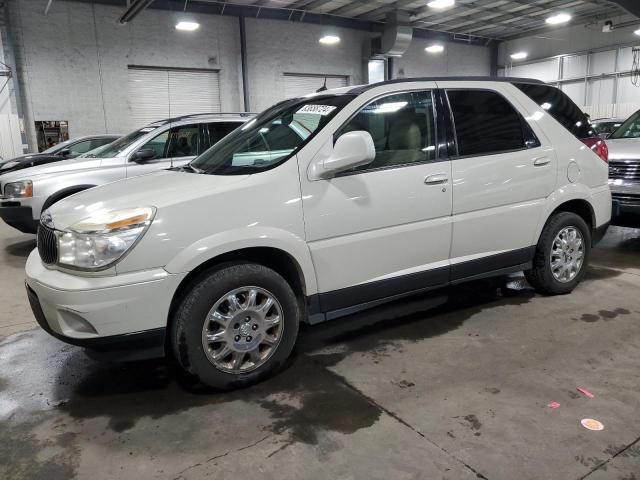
[427,0,455,9]
[319,35,341,45]
[635,28,640,36]
[425,44,445,53]
[175,21,200,31]
[546,13,572,25]
[510,51,528,60]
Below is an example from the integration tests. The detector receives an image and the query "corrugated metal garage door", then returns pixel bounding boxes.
[128,67,221,127]
[284,74,349,99]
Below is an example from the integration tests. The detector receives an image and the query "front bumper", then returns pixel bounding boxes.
[25,250,187,354]
[0,203,38,233]
[611,194,640,227]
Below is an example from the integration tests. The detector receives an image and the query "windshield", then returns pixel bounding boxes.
[82,127,158,158]
[42,139,72,154]
[190,94,355,175]
[610,111,640,139]
[593,120,622,135]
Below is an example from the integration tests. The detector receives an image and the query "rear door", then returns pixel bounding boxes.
[443,84,556,280]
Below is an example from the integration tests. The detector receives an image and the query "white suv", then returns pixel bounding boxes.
[25,78,611,389]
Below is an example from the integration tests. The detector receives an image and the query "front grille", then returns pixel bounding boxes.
[37,223,58,265]
[609,160,640,182]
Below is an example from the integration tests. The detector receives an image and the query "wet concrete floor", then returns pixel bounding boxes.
[1,222,639,479]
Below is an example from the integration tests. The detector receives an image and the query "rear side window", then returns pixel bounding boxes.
[205,122,242,150]
[447,90,529,157]
[514,83,593,139]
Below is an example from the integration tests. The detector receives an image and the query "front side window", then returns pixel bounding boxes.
[338,90,437,172]
[448,90,528,157]
[167,124,199,157]
[140,131,169,159]
[191,94,354,175]
[610,110,640,139]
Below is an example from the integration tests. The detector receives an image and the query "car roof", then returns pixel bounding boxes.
[146,112,255,128]
[347,76,545,95]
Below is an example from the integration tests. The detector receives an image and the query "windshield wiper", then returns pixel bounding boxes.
[176,163,204,174]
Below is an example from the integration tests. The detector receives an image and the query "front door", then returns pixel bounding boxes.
[300,88,453,313]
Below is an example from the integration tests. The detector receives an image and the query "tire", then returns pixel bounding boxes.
[525,212,591,295]
[171,263,300,390]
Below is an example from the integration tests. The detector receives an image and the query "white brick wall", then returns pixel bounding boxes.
[9,0,242,137]
[244,18,371,112]
[394,37,491,78]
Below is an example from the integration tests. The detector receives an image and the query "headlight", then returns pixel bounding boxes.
[56,207,156,270]
[4,180,33,199]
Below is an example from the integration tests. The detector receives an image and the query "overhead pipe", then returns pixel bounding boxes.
[607,0,640,18]
[119,0,155,24]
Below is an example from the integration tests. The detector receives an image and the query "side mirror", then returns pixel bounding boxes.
[58,149,71,157]
[320,131,375,177]
[132,148,156,163]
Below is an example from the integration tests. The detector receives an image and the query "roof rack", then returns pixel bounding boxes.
[348,76,545,95]
[159,112,257,124]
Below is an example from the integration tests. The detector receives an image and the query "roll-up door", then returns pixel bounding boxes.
[128,67,221,127]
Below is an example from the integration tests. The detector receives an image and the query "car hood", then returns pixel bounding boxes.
[0,153,64,175]
[606,138,640,161]
[47,170,251,230]
[0,156,104,183]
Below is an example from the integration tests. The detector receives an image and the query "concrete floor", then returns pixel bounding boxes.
[1,221,639,480]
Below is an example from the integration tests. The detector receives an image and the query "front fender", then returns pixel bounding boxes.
[164,226,319,296]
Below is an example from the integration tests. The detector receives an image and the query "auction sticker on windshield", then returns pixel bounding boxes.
[297,105,337,116]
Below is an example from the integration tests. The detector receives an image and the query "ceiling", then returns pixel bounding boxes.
[228,0,627,40]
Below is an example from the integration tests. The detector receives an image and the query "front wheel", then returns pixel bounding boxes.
[172,263,300,390]
[525,212,591,295]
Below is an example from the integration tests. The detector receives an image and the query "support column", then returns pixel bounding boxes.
[239,15,250,112]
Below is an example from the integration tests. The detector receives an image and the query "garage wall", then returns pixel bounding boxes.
[5,0,493,146]
[244,18,369,112]
[7,0,242,138]
[394,37,491,78]
[497,16,640,119]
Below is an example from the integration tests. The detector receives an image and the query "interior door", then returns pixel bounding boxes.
[300,88,453,312]
[444,87,556,279]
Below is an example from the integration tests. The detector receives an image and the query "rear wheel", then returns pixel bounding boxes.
[172,263,300,390]
[525,212,591,295]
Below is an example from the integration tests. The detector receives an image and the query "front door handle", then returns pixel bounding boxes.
[533,157,551,167]
[424,173,449,185]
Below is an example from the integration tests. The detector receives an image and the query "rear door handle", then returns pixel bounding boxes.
[533,157,551,167]
[424,173,449,185]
